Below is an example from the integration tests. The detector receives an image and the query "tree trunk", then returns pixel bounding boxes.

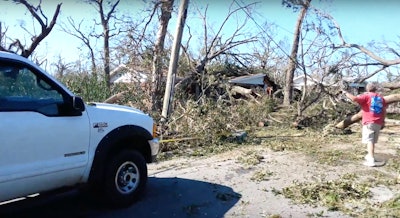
[283,0,311,106]
[151,0,174,112]
[335,111,362,129]
[96,0,120,91]
[335,94,400,129]
[103,29,111,90]
[384,94,400,103]
[231,86,261,100]
[104,91,128,103]
[382,82,400,90]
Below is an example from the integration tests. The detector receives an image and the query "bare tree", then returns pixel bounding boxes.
[60,17,97,74]
[178,1,258,101]
[305,10,400,129]
[86,0,121,89]
[52,54,73,78]
[250,22,289,93]
[0,0,61,58]
[102,1,176,106]
[330,15,400,83]
[282,0,311,106]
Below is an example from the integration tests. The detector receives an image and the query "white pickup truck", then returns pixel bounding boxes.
[0,51,159,207]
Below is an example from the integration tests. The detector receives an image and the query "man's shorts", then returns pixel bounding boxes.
[362,123,382,144]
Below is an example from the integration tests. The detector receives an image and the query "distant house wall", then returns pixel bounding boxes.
[110,71,148,84]
[348,83,366,94]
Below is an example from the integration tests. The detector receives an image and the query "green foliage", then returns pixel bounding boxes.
[381,195,400,216]
[205,62,247,78]
[250,169,274,182]
[60,72,110,102]
[237,150,264,168]
[282,173,371,212]
[57,72,151,117]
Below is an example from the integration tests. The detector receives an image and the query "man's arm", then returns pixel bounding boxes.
[342,90,358,102]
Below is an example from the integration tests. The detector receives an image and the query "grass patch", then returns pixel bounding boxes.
[282,173,370,213]
[310,148,361,165]
[250,170,274,182]
[360,194,400,217]
[281,172,400,217]
[236,150,264,168]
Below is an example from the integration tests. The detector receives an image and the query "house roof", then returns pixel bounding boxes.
[293,75,320,89]
[110,64,130,78]
[111,71,148,84]
[110,64,149,84]
[292,75,366,90]
[228,73,265,85]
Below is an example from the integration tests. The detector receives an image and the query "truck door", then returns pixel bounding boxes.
[0,63,90,202]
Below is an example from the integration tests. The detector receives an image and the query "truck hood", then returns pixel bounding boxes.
[87,102,145,115]
[85,102,154,135]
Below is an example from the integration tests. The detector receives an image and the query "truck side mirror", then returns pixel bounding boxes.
[73,96,85,112]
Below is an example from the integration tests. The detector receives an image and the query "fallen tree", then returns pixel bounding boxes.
[104,91,128,104]
[335,94,400,129]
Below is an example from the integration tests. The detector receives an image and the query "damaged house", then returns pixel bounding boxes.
[228,73,280,98]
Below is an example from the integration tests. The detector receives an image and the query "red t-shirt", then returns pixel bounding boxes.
[355,92,386,126]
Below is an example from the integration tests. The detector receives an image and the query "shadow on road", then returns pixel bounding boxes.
[0,177,241,218]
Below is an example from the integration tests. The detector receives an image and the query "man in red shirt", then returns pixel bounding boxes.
[343,82,387,167]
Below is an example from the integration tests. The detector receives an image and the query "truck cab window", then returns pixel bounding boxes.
[0,64,64,116]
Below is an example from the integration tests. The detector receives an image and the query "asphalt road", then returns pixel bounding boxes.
[0,177,240,218]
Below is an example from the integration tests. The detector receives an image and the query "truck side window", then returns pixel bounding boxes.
[0,64,65,116]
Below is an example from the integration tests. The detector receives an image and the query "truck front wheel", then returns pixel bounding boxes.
[103,150,148,207]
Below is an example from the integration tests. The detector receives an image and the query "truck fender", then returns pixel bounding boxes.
[88,125,153,188]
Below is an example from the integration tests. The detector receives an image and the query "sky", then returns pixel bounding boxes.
[322,0,399,44]
[0,0,399,73]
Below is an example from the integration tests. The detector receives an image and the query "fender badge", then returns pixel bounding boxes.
[93,122,108,132]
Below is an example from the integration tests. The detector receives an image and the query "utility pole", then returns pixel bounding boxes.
[161,0,189,122]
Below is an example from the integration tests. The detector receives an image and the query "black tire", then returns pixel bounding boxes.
[103,150,148,208]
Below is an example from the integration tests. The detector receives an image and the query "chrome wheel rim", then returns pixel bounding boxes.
[115,161,139,194]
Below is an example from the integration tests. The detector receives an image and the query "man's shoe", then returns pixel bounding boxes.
[363,155,376,167]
